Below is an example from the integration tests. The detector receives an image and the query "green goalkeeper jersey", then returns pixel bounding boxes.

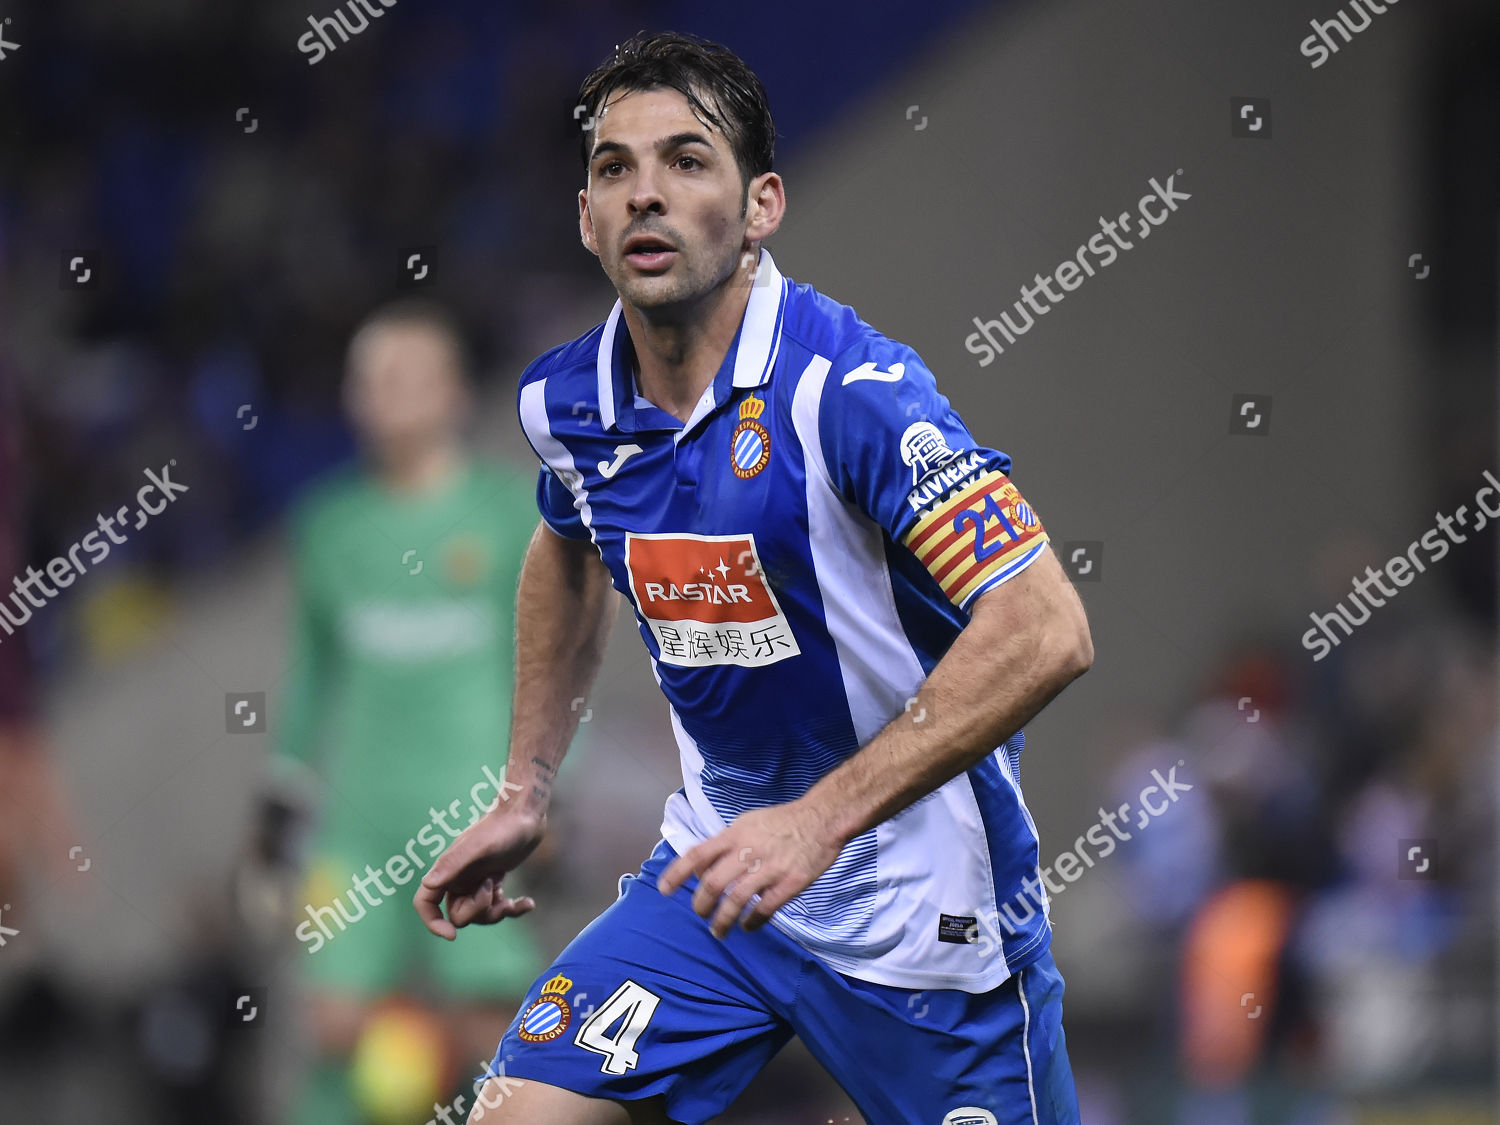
[275,459,537,822]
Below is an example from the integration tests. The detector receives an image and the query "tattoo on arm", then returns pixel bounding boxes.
[529,757,556,805]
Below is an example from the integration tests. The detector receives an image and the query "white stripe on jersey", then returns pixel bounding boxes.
[790,354,922,743]
[664,698,725,839]
[519,378,598,545]
[594,306,624,433]
[789,353,1013,990]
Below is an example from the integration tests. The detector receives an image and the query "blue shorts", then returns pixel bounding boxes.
[481,840,1078,1124]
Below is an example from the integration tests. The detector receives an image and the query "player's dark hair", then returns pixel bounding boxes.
[575,31,776,204]
[348,296,471,379]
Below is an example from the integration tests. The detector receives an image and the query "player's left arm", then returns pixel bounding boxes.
[800,541,1090,844]
[659,339,1093,937]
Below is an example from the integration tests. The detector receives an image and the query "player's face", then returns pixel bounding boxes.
[579,87,761,312]
[344,324,466,453]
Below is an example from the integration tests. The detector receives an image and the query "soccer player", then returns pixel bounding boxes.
[415,32,1092,1125]
[270,299,545,1124]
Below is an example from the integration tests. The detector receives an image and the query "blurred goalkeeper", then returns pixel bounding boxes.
[260,299,546,1125]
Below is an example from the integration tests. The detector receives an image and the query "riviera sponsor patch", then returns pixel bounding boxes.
[902,470,1048,607]
[906,450,988,513]
[624,532,800,667]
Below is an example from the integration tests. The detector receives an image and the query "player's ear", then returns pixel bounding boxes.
[578,189,599,257]
[743,171,785,246]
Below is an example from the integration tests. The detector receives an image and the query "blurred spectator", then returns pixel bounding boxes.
[0,363,81,971]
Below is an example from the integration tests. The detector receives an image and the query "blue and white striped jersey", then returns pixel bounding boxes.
[517,249,1054,991]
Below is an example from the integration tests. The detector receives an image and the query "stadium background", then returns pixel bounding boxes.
[0,0,1496,1121]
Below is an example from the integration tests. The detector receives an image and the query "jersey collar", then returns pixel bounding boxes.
[595,247,788,436]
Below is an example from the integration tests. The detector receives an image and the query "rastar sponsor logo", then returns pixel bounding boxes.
[642,579,754,608]
[624,532,799,668]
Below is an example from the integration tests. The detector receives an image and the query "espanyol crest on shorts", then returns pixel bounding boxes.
[518,974,575,1043]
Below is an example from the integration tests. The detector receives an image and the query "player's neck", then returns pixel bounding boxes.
[621,274,754,423]
[371,440,465,497]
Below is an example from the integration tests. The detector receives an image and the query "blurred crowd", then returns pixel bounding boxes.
[0,0,624,669]
[1063,590,1496,1123]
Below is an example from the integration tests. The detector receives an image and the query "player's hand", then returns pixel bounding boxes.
[657,799,845,939]
[414,810,545,940]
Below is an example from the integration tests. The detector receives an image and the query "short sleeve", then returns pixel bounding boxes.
[817,338,1049,611]
[536,462,590,540]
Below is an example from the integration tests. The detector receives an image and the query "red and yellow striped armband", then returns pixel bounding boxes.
[901,470,1049,608]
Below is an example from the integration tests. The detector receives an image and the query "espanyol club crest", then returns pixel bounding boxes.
[517,974,574,1043]
[1010,497,1038,530]
[996,478,1040,534]
[730,395,771,479]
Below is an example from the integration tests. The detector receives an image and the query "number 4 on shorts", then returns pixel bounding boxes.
[574,980,662,1075]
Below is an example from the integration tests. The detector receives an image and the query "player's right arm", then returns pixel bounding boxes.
[414,516,615,940]
[504,517,616,822]
[271,502,335,784]
[247,498,335,882]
